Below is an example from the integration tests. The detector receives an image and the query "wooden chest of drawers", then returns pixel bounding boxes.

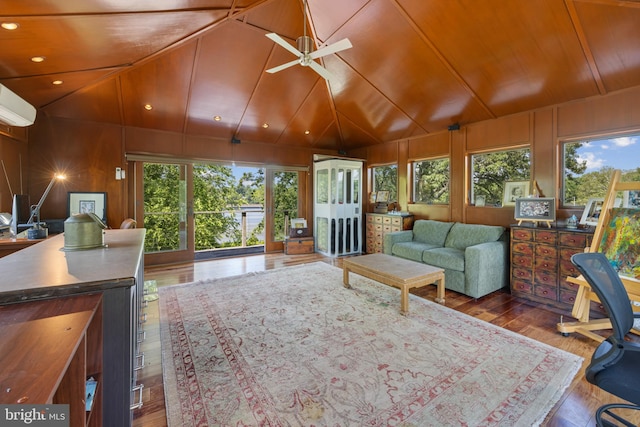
[510,225,596,312]
[365,213,414,253]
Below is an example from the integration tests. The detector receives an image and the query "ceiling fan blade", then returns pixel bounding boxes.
[310,38,352,59]
[307,60,337,81]
[266,33,303,58]
[266,59,300,74]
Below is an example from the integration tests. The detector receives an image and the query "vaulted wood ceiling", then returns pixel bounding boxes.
[1,0,640,152]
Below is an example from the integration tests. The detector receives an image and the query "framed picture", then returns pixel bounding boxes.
[290,218,307,229]
[580,197,624,226]
[68,192,107,222]
[503,181,530,206]
[475,195,485,207]
[369,192,377,203]
[515,197,555,222]
[376,190,390,203]
[623,190,640,208]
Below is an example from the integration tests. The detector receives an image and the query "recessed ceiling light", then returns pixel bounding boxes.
[144,104,153,111]
[52,80,63,85]
[31,56,45,63]
[213,115,222,121]
[262,123,269,129]
[1,22,19,30]
[304,130,311,135]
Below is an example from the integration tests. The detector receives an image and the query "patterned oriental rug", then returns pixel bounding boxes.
[159,262,583,426]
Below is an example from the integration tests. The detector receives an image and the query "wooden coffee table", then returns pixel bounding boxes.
[343,253,445,314]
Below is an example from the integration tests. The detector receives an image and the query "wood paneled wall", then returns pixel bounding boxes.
[22,117,335,227]
[0,130,29,214]
[14,85,640,230]
[363,86,640,228]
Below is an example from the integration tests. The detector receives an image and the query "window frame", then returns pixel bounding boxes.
[411,156,451,205]
[469,146,531,207]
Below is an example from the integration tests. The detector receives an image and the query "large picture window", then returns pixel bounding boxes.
[372,164,397,203]
[562,134,640,207]
[413,158,450,204]
[471,148,531,207]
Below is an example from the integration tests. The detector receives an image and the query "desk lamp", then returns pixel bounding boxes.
[26,173,65,239]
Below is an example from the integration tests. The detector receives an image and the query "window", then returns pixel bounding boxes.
[372,164,398,202]
[471,148,531,207]
[413,158,450,204]
[562,134,640,206]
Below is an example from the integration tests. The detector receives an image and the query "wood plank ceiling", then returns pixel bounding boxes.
[1,0,640,152]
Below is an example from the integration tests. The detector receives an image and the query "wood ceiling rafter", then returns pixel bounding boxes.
[389,0,496,122]
[564,0,607,94]
[182,37,205,135]
[304,0,372,151]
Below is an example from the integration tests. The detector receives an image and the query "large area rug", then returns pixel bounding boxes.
[159,262,583,426]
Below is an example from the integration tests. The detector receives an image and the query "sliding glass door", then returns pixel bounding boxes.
[140,162,194,265]
[135,160,306,264]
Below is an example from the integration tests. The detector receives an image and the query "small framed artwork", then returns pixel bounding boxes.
[369,192,377,203]
[290,218,307,229]
[475,195,486,207]
[515,197,555,225]
[376,190,390,204]
[503,181,530,206]
[580,197,624,226]
[68,192,107,223]
[623,191,640,208]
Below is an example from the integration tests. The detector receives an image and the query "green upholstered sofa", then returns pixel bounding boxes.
[383,219,509,298]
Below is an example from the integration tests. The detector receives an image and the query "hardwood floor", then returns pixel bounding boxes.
[132,253,637,427]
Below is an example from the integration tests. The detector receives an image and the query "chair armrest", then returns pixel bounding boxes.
[464,241,509,294]
[383,230,413,255]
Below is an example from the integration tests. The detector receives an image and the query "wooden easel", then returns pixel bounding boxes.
[556,170,640,342]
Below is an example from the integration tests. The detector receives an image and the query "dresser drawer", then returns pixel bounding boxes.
[512,254,533,269]
[534,269,557,286]
[512,228,533,241]
[391,217,403,226]
[559,289,578,306]
[534,230,557,245]
[559,232,588,249]
[534,256,558,271]
[512,242,533,256]
[535,245,557,259]
[512,279,533,294]
[559,248,582,277]
[512,267,533,281]
[534,284,558,301]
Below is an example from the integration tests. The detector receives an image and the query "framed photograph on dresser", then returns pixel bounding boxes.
[515,198,555,222]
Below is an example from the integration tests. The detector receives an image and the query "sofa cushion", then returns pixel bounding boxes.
[392,242,440,262]
[412,220,454,246]
[444,223,505,250]
[422,247,465,272]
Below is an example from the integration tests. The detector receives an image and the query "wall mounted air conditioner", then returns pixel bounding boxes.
[0,84,37,127]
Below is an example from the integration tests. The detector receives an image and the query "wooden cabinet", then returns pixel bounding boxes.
[366,213,414,254]
[0,230,145,427]
[510,225,595,312]
[0,293,103,427]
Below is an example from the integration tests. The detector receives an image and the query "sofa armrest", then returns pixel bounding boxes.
[383,230,413,255]
[464,241,509,297]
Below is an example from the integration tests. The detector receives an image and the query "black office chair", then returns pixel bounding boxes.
[571,252,640,427]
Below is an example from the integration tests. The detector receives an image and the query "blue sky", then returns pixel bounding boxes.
[576,135,639,173]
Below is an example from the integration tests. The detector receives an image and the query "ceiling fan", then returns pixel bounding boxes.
[265,0,352,81]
